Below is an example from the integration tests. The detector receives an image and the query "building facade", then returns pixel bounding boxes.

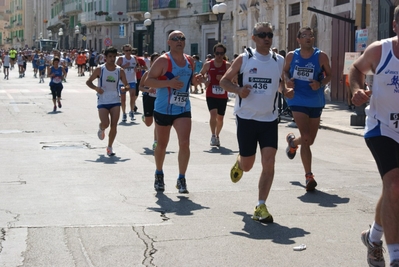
[1,0,399,102]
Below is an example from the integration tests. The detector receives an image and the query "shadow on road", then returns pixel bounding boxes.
[290,181,350,207]
[203,146,238,155]
[85,154,131,164]
[230,211,310,244]
[148,192,210,217]
[141,148,174,156]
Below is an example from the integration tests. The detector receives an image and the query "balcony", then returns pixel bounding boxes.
[64,3,83,15]
[49,13,64,28]
[152,0,179,16]
[80,12,96,24]
[100,12,130,24]
[81,11,129,26]
[16,6,22,10]
[127,0,149,19]
[6,10,11,14]
[153,0,179,9]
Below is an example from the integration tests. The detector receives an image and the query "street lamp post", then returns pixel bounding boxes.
[212,0,227,43]
[144,12,152,53]
[58,28,63,50]
[74,25,80,49]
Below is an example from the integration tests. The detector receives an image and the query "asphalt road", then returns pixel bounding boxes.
[0,66,382,266]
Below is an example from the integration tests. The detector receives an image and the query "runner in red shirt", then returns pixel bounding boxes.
[133,48,148,113]
[197,43,231,147]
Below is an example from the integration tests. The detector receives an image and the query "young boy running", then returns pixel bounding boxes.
[86,46,130,156]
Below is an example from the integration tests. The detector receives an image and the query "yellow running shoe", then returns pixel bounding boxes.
[230,157,243,183]
[252,203,274,223]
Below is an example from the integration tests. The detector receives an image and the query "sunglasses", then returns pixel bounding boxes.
[300,34,314,39]
[215,52,225,56]
[124,50,131,52]
[254,32,274,39]
[169,36,186,41]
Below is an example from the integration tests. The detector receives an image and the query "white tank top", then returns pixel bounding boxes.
[234,49,284,121]
[119,55,137,84]
[97,65,121,105]
[365,38,399,143]
[3,55,10,66]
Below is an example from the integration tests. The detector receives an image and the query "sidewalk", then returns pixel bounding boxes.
[190,91,365,137]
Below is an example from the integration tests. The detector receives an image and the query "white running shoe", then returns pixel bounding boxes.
[106,146,115,156]
[97,124,105,140]
[210,135,217,146]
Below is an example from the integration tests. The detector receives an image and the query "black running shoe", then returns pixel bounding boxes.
[154,174,165,191]
[176,178,189,194]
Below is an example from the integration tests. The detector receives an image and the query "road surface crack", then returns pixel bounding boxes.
[132,226,156,267]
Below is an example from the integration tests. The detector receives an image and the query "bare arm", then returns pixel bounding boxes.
[196,61,210,86]
[145,56,185,90]
[349,41,381,106]
[47,66,52,77]
[219,55,251,98]
[86,67,103,94]
[318,51,332,87]
[116,57,122,66]
[119,68,129,89]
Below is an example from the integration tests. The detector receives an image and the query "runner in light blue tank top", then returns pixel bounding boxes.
[144,30,201,194]
[154,52,193,115]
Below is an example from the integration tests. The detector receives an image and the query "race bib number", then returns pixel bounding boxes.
[389,113,399,132]
[212,85,225,95]
[248,77,272,95]
[53,77,62,84]
[292,66,314,81]
[125,66,134,73]
[170,91,188,107]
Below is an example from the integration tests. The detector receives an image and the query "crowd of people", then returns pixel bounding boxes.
[2,11,398,265]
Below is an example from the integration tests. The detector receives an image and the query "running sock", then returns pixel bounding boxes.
[155,170,163,175]
[369,222,384,244]
[387,244,399,264]
[178,174,185,180]
[257,200,265,206]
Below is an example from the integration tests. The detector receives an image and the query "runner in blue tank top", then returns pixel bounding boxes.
[48,57,66,112]
[145,30,200,194]
[283,27,332,191]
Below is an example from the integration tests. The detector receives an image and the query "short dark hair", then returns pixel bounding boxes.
[104,46,118,56]
[53,57,60,62]
[150,52,160,62]
[213,43,226,53]
[297,27,313,38]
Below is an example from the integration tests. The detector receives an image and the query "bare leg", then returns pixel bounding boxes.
[215,114,224,137]
[107,106,120,147]
[154,124,172,171]
[173,117,191,175]
[258,147,277,201]
[381,168,399,245]
[291,111,320,174]
[209,109,217,135]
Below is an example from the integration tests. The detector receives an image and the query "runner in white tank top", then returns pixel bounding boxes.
[350,7,399,266]
[117,44,138,122]
[86,46,130,157]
